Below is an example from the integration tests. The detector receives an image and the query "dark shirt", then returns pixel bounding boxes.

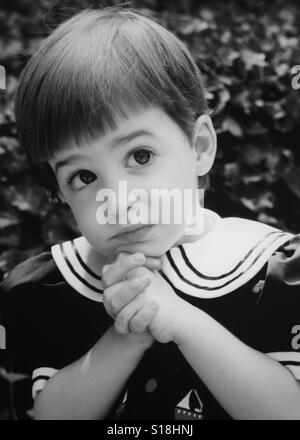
[1,218,300,420]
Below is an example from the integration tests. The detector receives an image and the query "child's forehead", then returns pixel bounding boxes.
[51,106,176,160]
[104,105,171,133]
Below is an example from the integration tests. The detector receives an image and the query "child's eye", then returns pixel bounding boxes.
[66,169,97,189]
[127,147,154,167]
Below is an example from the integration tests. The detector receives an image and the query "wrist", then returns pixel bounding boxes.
[173,300,205,347]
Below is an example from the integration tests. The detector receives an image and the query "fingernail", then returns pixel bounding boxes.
[134,275,150,286]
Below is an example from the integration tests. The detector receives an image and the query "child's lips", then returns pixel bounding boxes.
[111,224,156,242]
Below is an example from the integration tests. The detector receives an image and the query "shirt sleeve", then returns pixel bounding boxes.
[253,234,300,380]
[1,252,112,401]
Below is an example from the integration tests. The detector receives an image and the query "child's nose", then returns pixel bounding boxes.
[98,178,137,225]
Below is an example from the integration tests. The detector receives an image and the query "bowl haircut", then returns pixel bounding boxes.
[15,7,209,199]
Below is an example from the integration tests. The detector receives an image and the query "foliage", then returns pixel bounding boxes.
[0,0,300,419]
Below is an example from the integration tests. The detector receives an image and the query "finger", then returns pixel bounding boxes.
[103,275,151,318]
[129,302,159,334]
[118,251,161,270]
[102,254,161,281]
[114,297,145,334]
[144,256,162,271]
[101,252,133,278]
[126,266,153,281]
[101,252,146,288]
[115,251,130,262]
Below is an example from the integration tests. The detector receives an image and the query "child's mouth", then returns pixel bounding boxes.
[111,224,155,242]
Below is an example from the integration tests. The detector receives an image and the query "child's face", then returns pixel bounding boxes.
[49,106,215,259]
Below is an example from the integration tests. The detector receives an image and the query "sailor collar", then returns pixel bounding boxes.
[51,214,294,302]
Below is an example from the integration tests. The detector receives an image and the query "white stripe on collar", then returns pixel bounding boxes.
[51,240,104,302]
[51,215,294,301]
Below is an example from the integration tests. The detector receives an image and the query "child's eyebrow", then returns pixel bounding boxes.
[54,154,86,176]
[110,129,154,148]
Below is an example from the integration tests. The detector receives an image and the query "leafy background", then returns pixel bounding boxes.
[0,0,300,419]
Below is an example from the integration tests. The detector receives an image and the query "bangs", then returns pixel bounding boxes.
[15,8,208,168]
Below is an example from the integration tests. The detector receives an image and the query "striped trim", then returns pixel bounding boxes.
[166,232,287,290]
[32,379,48,399]
[176,231,279,281]
[50,217,294,301]
[51,241,103,302]
[282,365,300,381]
[60,244,102,293]
[71,241,102,281]
[32,367,58,380]
[32,375,50,383]
[32,367,58,399]
[159,231,293,298]
[267,352,300,380]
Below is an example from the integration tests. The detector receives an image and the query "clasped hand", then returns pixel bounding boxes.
[101,252,186,347]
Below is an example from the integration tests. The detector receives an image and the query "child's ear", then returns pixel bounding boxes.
[192,114,217,176]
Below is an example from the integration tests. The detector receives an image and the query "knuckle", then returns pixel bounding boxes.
[134,267,149,278]
[149,301,159,311]
[129,317,142,333]
[138,307,150,320]
[130,277,147,290]
[126,267,140,279]
[115,312,127,331]
[128,267,152,283]
[130,277,141,289]
[114,320,125,334]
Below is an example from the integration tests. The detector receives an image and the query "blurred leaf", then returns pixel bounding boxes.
[220,117,243,137]
[274,63,290,77]
[213,88,230,115]
[180,18,209,35]
[240,49,267,71]
[0,213,20,229]
[241,191,275,212]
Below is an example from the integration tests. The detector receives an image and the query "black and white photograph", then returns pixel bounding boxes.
[0,0,300,424]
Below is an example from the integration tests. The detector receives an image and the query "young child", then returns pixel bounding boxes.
[2,7,300,420]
